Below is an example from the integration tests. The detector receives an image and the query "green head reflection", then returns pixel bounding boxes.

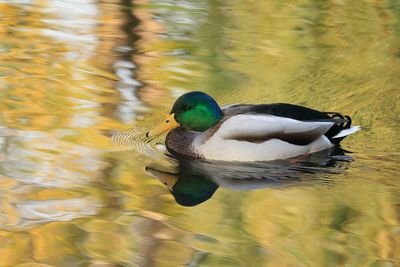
[147,160,219,207]
[171,172,218,207]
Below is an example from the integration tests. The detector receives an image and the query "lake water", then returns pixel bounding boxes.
[0,0,399,266]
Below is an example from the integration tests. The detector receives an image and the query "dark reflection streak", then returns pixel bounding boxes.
[102,0,142,123]
[92,1,144,217]
[95,1,142,214]
[120,0,146,109]
[118,5,174,265]
[121,0,140,61]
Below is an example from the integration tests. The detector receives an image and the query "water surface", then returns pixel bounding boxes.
[0,0,399,266]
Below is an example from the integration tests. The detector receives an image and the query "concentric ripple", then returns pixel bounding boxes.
[109,127,166,158]
[107,111,173,163]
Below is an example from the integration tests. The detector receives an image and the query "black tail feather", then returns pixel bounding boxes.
[323,112,352,144]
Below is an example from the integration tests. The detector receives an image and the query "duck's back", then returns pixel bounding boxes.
[223,103,330,120]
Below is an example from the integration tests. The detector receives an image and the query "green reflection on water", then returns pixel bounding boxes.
[0,0,399,267]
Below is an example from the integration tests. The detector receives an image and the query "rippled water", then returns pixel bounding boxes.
[0,0,399,266]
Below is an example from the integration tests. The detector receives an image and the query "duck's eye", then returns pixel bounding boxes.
[165,120,170,123]
[183,105,191,111]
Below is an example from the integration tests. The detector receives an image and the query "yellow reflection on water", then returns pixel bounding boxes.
[0,0,399,266]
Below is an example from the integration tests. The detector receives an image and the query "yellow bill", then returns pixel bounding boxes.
[146,113,180,138]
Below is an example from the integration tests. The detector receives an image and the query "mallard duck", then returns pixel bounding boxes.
[146,91,360,161]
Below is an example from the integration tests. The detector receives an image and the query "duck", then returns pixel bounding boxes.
[146,91,360,162]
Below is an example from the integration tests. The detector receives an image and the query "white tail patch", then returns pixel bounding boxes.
[332,126,361,139]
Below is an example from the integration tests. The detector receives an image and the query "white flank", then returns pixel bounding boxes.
[192,115,334,161]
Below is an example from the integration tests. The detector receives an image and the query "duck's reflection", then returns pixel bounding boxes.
[146,148,352,206]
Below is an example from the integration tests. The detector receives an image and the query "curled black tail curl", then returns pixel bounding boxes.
[323,112,353,144]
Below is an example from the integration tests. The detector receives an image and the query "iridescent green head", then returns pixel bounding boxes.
[171,91,223,131]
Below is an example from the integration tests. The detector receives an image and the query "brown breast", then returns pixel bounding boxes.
[165,128,201,158]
